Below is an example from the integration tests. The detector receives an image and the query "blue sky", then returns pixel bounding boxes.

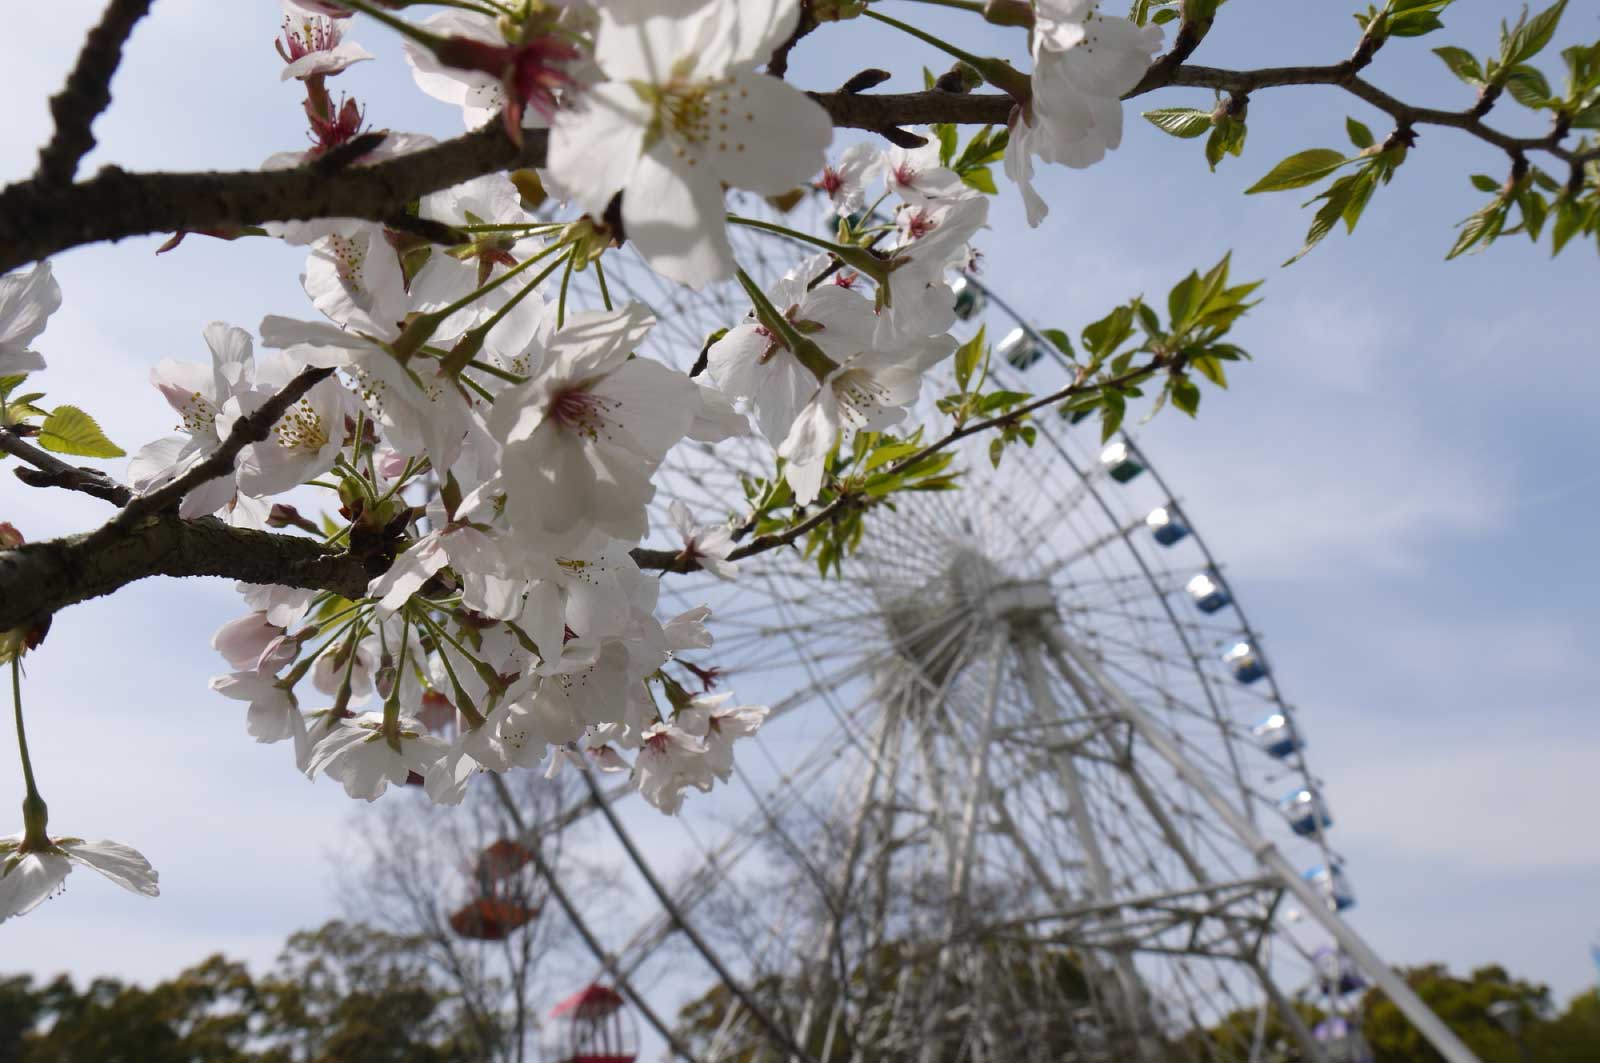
[1,0,1596,1022]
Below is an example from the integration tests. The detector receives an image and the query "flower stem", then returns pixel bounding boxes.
[12,659,48,849]
[593,256,614,311]
[734,268,840,382]
[557,248,576,329]
[898,0,987,13]
[726,215,890,285]
[860,8,1032,102]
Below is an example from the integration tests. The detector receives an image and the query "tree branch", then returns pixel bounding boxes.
[98,365,336,538]
[34,0,156,185]
[0,516,375,632]
[633,358,1163,575]
[4,56,1590,276]
[0,425,134,506]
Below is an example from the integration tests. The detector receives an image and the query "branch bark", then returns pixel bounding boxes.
[3,62,1590,275]
[35,0,156,185]
[0,516,376,631]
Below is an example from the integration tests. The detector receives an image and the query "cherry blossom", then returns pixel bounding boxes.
[546,0,832,287]
[0,833,158,921]
[876,140,967,203]
[0,262,61,376]
[277,0,372,81]
[305,711,449,801]
[676,693,769,782]
[1007,4,1162,224]
[632,722,712,814]
[779,337,956,504]
[488,304,699,546]
[128,322,259,521]
[816,142,877,214]
[668,500,737,580]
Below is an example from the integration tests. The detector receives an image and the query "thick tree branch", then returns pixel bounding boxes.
[1,425,134,506]
[35,0,156,185]
[4,60,1590,275]
[0,126,547,275]
[0,517,375,631]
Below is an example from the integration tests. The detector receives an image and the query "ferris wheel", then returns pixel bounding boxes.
[473,193,1481,1063]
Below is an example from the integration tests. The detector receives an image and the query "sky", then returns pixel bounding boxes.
[0,0,1596,1036]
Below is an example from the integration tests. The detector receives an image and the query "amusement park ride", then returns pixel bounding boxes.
[427,197,1486,1063]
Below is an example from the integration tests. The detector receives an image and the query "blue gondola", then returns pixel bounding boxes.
[950,274,986,321]
[997,326,1044,370]
[1185,571,1230,613]
[1313,1016,1375,1063]
[1279,787,1333,836]
[1304,863,1356,912]
[1100,441,1144,483]
[1314,948,1367,996]
[1223,640,1268,684]
[1146,506,1190,546]
[1252,712,1301,758]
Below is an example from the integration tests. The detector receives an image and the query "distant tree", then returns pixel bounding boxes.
[0,924,479,1062]
[0,956,257,1063]
[1363,964,1554,1063]
[1531,988,1600,1062]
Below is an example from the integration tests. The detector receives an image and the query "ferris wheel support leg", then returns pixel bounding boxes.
[1103,734,1330,1063]
[914,630,1011,1063]
[1040,623,1486,1063]
[1014,630,1157,1063]
[789,691,904,1062]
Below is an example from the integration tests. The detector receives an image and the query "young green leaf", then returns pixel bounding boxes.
[1346,116,1375,149]
[1246,149,1351,194]
[953,326,986,391]
[37,405,126,459]
[1432,45,1484,84]
[1500,0,1567,68]
[1142,107,1213,139]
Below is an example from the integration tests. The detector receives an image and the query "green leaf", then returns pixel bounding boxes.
[37,405,126,458]
[1504,64,1553,108]
[1245,149,1351,194]
[1151,6,1179,23]
[1204,117,1247,171]
[1446,197,1509,259]
[935,123,958,166]
[1388,10,1444,36]
[1550,198,1585,255]
[1039,327,1074,358]
[1433,45,1484,84]
[1191,355,1228,388]
[1284,174,1360,265]
[959,166,998,195]
[1170,375,1202,416]
[1469,173,1501,193]
[1167,269,1201,330]
[989,436,1005,468]
[864,441,922,472]
[1142,107,1213,139]
[1346,116,1375,149]
[1098,391,1126,443]
[953,325,985,391]
[1501,0,1566,68]
[0,375,28,399]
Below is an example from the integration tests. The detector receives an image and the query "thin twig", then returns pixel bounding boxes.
[0,425,134,506]
[35,0,156,185]
[633,358,1162,574]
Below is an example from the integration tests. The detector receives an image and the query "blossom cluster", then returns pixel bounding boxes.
[0,0,1157,917]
